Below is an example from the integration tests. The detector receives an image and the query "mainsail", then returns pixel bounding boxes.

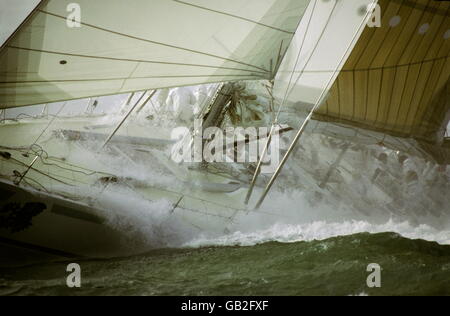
[0,0,41,46]
[0,0,310,108]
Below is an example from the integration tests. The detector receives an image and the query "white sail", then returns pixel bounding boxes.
[314,0,450,145]
[273,0,378,107]
[0,0,310,108]
[0,0,41,46]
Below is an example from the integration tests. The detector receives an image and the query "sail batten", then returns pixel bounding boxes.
[37,9,271,73]
[0,0,310,108]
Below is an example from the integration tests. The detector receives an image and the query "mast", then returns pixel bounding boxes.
[202,83,234,130]
[198,83,234,168]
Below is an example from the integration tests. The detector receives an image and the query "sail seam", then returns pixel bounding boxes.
[38,10,270,73]
[285,0,339,103]
[392,3,450,130]
[373,0,427,129]
[6,46,268,76]
[0,0,48,53]
[171,0,295,34]
[0,74,261,84]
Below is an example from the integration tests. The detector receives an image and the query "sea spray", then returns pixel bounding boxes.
[40,83,450,253]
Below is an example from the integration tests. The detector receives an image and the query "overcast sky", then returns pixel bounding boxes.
[0,0,40,46]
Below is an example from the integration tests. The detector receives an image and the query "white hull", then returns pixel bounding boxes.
[0,116,250,261]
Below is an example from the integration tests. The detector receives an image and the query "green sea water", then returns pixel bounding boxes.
[1,232,449,296]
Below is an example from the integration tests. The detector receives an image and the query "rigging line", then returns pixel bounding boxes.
[9,157,75,186]
[14,102,65,186]
[38,160,104,177]
[285,0,343,104]
[20,143,113,177]
[172,0,295,34]
[22,177,50,193]
[101,91,150,148]
[0,78,257,110]
[120,62,140,92]
[6,46,268,75]
[0,74,261,85]
[276,0,320,121]
[274,40,285,77]
[254,2,376,210]
[14,156,38,186]
[273,11,316,78]
[32,102,67,145]
[38,10,270,73]
[244,0,318,204]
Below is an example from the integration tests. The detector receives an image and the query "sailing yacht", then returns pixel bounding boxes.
[0,0,448,259]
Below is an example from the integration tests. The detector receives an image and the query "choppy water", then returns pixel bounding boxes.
[2,103,449,295]
[1,232,449,296]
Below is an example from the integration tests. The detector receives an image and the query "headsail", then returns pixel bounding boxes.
[313,0,450,146]
[0,0,310,108]
[273,0,379,108]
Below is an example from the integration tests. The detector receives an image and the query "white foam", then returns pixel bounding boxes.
[185,219,450,248]
[85,182,450,251]
[32,83,449,252]
[89,186,198,250]
[69,140,450,251]
[183,187,450,248]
